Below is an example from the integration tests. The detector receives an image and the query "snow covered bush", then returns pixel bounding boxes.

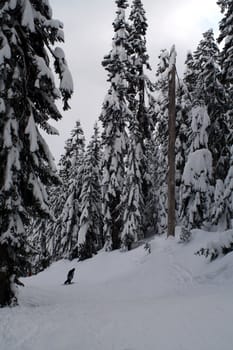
[195,229,233,261]
[212,146,233,230]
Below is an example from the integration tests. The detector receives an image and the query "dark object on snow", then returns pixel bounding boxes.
[0,270,14,307]
[15,276,24,287]
[144,242,151,254]
[64,268,75,285]
[0,245,17,307]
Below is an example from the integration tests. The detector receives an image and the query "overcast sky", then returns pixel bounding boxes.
[48,0,221,163]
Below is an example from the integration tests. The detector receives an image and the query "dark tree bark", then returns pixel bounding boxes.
[167,47,176,237]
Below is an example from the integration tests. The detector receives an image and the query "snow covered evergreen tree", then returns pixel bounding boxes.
[121,0,154,246]
[218,0,233,103]
[77,123,103,260]
[56,121,85,259]
[143,136,159,234]
[127,0,153,138]
[194,29,230,181]
[45,136,75,260]
[212,145,233,229]
[179,105,213,241]
[0,0,73,306]
[121,119,144,249]
[175,82,192,189]
[183,51,197,100]
[100,0,130,251]
[27,218,51,274]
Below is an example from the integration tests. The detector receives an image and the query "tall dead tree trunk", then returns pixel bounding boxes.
[167,46,176,237]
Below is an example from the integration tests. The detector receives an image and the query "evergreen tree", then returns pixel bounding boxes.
[78,123,103,260]
[46,136,75,260]
[175,82,192,189]
[218,0,233,95]
[27,218,51,274]
[122,0,154,241]
[217,1,233,190]
[100,0,130,251]
[212,145,233,229]
[143,136,159,234]
[127,0,152,137]
[183,51,197,100]
[56,121,85,259]
[121,119,144,249]
[194,29,230,180]
[0,0,72,306]
[179,105,213,241]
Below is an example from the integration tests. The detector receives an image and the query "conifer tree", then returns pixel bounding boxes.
[218,0,233,108]
[78,123,103,260]
[27,218,51,274]
[179,105,213,241]
[121,0,154,243]
[28,147,73,266]
[212,145,233,229]
[217,1,233,169]
[100,0,130,251]
[183,51,197,100]
[194,29,230,180]
[121,119,144,249]
[143,136,159,234]
[175,82,192,188]
[218,0,233,97]
[56,121,85,259]
[127,0,153,138]
[0,0,72,305]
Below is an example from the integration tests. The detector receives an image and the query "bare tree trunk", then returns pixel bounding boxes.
[167,46,176,237]
[0,245,16,307]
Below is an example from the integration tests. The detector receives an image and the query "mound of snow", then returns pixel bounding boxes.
[1,229,233,350]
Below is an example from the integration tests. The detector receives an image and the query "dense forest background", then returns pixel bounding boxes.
[0,0,232,307]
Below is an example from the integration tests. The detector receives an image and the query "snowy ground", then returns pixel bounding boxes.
[1,229,233,350]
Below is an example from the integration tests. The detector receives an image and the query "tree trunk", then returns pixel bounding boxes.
[0,271,13,307]
[167,46,176,237]
[0,245,16,307]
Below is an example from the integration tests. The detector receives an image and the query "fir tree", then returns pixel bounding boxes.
[183,51,197,100]
[179,105,213,241]
[46,136,75,260]
[218,0,233,92]
[56,121,85,260]
[121,119,144,249]
[194,29,230,180]
[212,145,233,229]
[27,218,51,274]
[0,0,72,306]
[175,82,192,189]
[143,136,159,234]
[78,123,103,260]
[217,0,233,153]
[100,0,130,251]
[122,0,154,241]
[127,0,153,138]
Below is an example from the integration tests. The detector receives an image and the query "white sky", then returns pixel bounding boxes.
[48,0,221,163]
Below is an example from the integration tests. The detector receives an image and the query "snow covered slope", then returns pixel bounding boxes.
[1,230,233,350]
